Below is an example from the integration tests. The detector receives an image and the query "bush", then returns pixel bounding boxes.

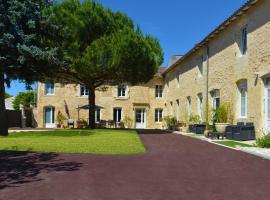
[213,102,233,123]
[123,116,133,128]
[189,114,201,124]
[256,134,270,148]
[56,111,67,127]
[163,116,178,130]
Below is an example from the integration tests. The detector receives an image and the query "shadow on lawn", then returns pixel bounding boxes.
[0,151,83,189]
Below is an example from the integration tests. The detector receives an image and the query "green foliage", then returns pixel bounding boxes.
[213,102,233,123]
[256,134,270,148]
[4,93,12,99]
[12,91,36,110]
[163,116,178,130]
[123,116,133,128]
[56,111,67,125]
[214,141,253,148]
[189,114,201,124]
[0,129,145,154]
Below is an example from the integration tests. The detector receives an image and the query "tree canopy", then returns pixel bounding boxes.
[4,92,12,99]
[0,0,66,135]
[46,0,164,128]
[12,91,36,110]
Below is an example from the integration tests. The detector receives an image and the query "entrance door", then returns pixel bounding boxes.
[265,83,270,133]
[135,109,146,129]
[45,107,55,128]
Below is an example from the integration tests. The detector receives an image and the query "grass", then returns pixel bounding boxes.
[0,129,145,155]
[214,140,253,148]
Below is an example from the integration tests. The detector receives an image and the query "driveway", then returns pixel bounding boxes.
[1,130,270,200]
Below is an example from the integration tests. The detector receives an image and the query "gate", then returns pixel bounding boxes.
[7,110,22,128]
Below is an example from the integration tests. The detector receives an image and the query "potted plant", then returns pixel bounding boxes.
[188,114,201,132]
[213,102,232,133]
[163,116,178,131]
[56,111,67,128]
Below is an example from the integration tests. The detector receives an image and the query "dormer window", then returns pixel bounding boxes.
[155,85,163,98]
[45,80,54,95]
[117,85,127,97]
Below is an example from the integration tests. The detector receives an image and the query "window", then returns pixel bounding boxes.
[113,108,122,122]
[240,26,247,55]
[170,101,173,116]
[95,108,101,122]
[45,80,54,95]
[80,85,89,97]
[176,99,180,121]
[198,56,203,78]
[176,75,180,88]
[187,97,191,117]
[117,85,127,97]
[197,94,203,120]
[238,80,247,118]
[155,109,163,122]
[155,85,163,98]
[211,90,220,110]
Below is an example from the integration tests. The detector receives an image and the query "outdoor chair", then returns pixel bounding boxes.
[225,123,255,141]
[189,124,206,134]
[108,120,115,128]
[67,118,74,128]
[100,120,107,128]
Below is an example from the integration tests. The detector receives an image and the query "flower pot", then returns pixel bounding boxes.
[215,123,230,133]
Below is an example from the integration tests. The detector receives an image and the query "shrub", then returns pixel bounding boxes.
[189,114,201,124]
[56,111,67,127]
[163,116,178,130]
[123,116,133,128]
[213,102,233,123]
[256,134,270,148]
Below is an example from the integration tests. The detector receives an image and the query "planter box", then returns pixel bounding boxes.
[215,123,230,133]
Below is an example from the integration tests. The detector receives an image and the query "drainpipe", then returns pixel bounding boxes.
[205,45,210,126]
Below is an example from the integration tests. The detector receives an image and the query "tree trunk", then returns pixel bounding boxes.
[0,69,8,136]
[88,86,96,129]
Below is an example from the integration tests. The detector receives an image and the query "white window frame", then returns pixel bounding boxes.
[113,108,122,123]
[80,85,89,97]
[95,108,101,123]
[197,94,203,120]
[155,85,163,98]
[45,80,55,95]
[155,108,163,122]
[117,85,127,97]
[238,80,248,118]
[211,90,220,110]
[187,97,191,118]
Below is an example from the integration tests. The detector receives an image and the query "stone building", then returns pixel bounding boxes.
[163,0,270,137]
[36,0,270,137]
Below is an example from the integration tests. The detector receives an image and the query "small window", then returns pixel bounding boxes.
[80,85,89,97]
[155,109,163,122]
[45,80,54,95]
[155,85,163,98]
[95,108,101,122]
[211,90,220,110]
[176,99,180,121]
[117,85,127,97]
[176,75,180,88]
[198,56,203,78]
[240,26,247,55]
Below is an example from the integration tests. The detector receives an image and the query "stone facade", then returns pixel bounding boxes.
[36,72,165,129]
[36,0,270,137]
[163,0,270,137]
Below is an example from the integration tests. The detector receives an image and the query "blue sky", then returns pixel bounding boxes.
[6,0,247,96]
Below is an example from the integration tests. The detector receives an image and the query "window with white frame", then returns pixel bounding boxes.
[113,108,122,122]
[211,90,220,110]
[95,108,101,122]
[197,94,203,120]
[240,26,247,55]
[198,56,203,78]
[155,109,163,122]
[155,85,163,98]
[187,97,191,117]
[80,85,89,97]
[238,80,247,118]
[117,85,127,97]
[45,80,54,95]
[176,99,180,121]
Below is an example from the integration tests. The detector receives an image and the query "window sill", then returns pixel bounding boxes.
[79,96,88,99]
[45,94,55,96]
[115,97,129,100]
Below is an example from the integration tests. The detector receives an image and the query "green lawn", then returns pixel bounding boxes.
[214,140,253,148]
[0,129,145,155]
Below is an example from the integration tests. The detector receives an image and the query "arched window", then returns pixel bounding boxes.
[237,80,248,118]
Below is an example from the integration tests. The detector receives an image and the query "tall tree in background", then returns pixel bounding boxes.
[0,0,65,135]
[12,91,36,110]
[47,0,164,128]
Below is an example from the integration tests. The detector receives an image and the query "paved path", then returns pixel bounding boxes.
[1,130,270,200]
